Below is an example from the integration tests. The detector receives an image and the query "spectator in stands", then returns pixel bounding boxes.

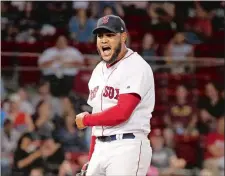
[40,2,69,28]
[41,135,66,175]
[15,2,38,43]
[61,96,77,117]
[141,33,158,58]
[29,168,44,176]
[31,80,62,118]
[121,1,148,9]
[199,169,213,176]
[69,8,96,43]
[1,78,7,100]
[1,98,10,120]
[32,100,55,138]
[146,2,176,31]
[184,1,212,41]
[103,5,114,16]
[3,23,19,42]
[211,1,225,31]
[12,132,43,176]
[97,2,124,18]
[1,110,7,127]
[1,119,20,176]
[1,2,9,30]
[198,82,225,134]
[72,1,89,10]
[164,32,194,73]
[149,129,186,175]
[7,93,34,134]
[17,88,34,115]
[54,96,77,130]
[164,84,198,147]
[54,115,87,152]
[203,82,224,118]
[204,114,224,176]
[38,35,84,97]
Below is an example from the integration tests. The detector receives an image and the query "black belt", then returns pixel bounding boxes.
[97,133,135,142]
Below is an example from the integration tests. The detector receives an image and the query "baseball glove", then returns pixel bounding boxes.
[76,162,89,176]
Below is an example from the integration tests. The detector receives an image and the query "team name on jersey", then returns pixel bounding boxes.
[90,86,120,100]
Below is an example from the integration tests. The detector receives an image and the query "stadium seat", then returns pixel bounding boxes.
[16,56,41,86]
[174,134,200,167]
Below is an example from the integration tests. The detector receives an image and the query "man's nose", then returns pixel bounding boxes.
[101,36,108,43]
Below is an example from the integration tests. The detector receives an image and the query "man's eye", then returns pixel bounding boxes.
[107,34,114,37]
[97,34,103,38]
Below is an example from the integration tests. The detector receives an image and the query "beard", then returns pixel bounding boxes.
[98,42,122,65]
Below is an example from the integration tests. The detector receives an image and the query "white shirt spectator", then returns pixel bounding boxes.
[1,128,20,155]
[31,94,63,118]
[19,101,34,115]
[72,1,89,9]
[170,44,193,61]
[38,46,84,77]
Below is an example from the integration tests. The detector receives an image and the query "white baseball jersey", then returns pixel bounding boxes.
[87,48,155,137]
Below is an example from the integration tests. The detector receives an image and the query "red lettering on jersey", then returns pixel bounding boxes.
[90,86,99,100]
[114,88,119,100]
[108,87,114,99]
[103,86,120,100]
[103,86,109,97]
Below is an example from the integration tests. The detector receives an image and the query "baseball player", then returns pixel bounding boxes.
[75,15,155,176]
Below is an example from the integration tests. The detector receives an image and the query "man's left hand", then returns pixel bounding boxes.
[75,112,89,129]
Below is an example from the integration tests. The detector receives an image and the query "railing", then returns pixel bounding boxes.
[1,51,224,92]
[1,51,224,71]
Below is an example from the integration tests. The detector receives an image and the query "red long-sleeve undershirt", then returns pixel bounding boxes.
[85,93,141,160]
[88,135,96,161]
[83,93,141,127]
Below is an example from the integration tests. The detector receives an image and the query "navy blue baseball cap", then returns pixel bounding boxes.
[92,15,127,34]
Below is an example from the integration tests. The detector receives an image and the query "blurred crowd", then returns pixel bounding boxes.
[1,79,224,176]
[147,82,224,176]
[1,80,92,176]
[1,1,224,42]
[1,1,224,54]
[1,1,224,176]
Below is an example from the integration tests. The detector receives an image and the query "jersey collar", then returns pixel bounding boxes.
[106,48,134,68]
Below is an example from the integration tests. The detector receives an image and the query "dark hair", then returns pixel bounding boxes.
[177,84,188,90]
[206,81,220,91]
[62,96,76,109]
[38,79,49,88]
[16,132,33,149]
[32,100,46,123]
[3,118,12,127]
[103,5,113,11]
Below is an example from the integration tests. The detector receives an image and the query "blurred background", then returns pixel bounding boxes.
[1,1,224,176]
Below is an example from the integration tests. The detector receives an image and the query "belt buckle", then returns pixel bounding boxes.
[106,136,112,142]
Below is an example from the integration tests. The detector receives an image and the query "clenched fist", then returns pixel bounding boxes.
[75,112,89,129]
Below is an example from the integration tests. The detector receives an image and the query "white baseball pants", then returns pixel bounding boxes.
[86,133,152,176]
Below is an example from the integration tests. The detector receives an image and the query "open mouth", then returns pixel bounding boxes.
[102,46,112,56]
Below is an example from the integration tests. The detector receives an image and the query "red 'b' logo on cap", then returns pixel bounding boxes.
[102,16,109,24]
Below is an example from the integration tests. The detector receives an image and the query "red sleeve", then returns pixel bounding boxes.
[88,135,96,161]
[83,93,141,126]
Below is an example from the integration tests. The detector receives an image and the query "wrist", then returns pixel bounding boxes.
[34,150,41,158]
[83,114,90,126]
